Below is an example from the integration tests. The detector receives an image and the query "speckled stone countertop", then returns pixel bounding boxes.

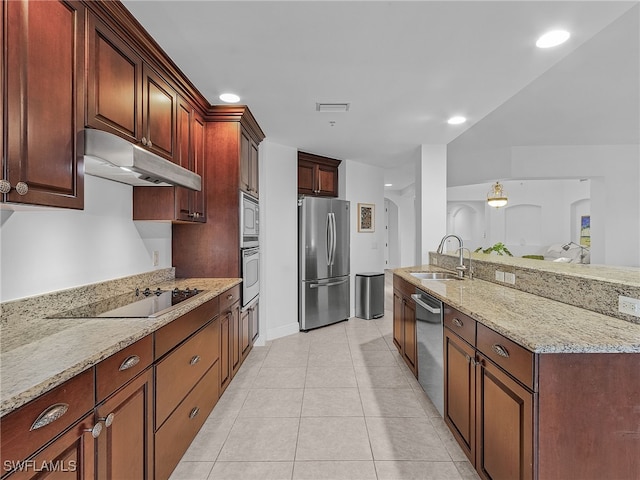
[394,265,640,354]
[0,277,241,418]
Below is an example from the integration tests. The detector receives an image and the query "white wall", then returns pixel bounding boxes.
[417,145,448,264]
[258,140,299,341]
[344,160,386,316]
[0,175,171,302]
[385,184,417,268]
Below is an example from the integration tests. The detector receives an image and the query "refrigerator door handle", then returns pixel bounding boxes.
[309,278,349,288]
[326,213,332,265]
[329,212,337,266]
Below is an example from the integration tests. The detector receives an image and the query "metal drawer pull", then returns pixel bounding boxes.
[227,294,234,300]
[452,318,463,328]
[492,344,510,358]
[189,355,201,366]
[119,355,141,371]
[99,413,115,428]
[189,407,200,419]
[30,403,69,431]
[85,423,103,438]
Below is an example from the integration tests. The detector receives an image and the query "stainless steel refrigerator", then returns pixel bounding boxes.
[299,197,350,331]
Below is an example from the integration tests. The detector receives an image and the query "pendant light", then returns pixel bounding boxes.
[487,181,508,208]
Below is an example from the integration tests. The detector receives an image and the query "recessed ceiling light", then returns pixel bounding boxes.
[447,116,466,125]
[536,30,570,48]
[384,183,393,187]
[219,93,240,103]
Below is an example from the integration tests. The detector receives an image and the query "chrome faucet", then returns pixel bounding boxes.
[455,247,473,280]
[436,234,468,279]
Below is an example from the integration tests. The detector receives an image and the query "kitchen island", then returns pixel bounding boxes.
[393,264,640,480]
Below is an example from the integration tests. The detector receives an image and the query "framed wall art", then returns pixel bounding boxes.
[357,203,375,232]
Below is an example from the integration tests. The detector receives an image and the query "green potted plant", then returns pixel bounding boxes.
[474,242,513,256]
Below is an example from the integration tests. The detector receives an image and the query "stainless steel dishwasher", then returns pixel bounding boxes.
[412,289,444,416]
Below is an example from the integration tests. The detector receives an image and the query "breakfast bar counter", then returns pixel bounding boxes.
[394,265,640,354]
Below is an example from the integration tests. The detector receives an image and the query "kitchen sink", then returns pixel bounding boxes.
[410,272,460,280]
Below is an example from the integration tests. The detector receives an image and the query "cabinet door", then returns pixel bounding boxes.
[86,14,142,143]
[96,369,153,480]
[476,355,533,480]
[191,111,206,222]
[175,98,192,221]
[392,291,403,352]
[4,0,84,209]
[142,65,176,161]
[249,140,259,196]
[240,131,251,194]
[219,313,230,393]
[317,164,338,197]
[297,159,317,196]
[4,414,96,480]
[240,308,251,359]
[231,303,241,375]
[443,328,476,463]
[250,301,259,344]
[402,298,417,374]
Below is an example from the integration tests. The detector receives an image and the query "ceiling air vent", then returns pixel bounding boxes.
[316,103,350,113]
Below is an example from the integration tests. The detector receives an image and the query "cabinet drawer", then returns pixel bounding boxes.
[444,306,476,346]
[155,296,219,359]
[155,320,219,428]
[154,363,219,480]
[477,323,535,390]
[96,335,153,402]
[219,285,240,312]
[0,369,94,468]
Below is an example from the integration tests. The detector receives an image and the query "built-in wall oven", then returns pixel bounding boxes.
[413,289,444,416]
[240,192,259,248]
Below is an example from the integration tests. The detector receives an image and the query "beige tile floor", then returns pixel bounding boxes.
[169,274,480,480]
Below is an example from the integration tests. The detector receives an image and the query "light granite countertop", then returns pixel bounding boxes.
[394,265,640,354]
[0,278,241,418]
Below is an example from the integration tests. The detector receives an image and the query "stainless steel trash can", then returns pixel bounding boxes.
[355,272,384,319]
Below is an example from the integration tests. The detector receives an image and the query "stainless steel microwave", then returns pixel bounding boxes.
[240,192,259,248]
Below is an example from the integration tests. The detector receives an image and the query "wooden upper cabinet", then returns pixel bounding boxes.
[86,13,142,143]
[133,98,205,223]
[298,151,341,197]
[191,112,206,221]
[3,0,85,209]
[142,65,177,161]
[240,130,259,197]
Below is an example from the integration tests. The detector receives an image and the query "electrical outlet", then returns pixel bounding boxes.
[152,250,159,267]
[618,296,640,317]
[504,272,516,285]
[495,271,505,282]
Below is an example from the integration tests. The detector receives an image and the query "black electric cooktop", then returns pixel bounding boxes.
[49,288,205,319]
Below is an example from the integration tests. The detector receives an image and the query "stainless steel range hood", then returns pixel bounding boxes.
[83,129,201,191]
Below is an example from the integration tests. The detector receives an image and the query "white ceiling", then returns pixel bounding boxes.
[122,1,638,184]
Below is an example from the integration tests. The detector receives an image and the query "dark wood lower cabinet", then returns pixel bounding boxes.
[96,369,153,480]
[476,354,533,480]
[154,364,219,480]
[443,328,475,462]
[392,277,417,376]
[3,414,95,480]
